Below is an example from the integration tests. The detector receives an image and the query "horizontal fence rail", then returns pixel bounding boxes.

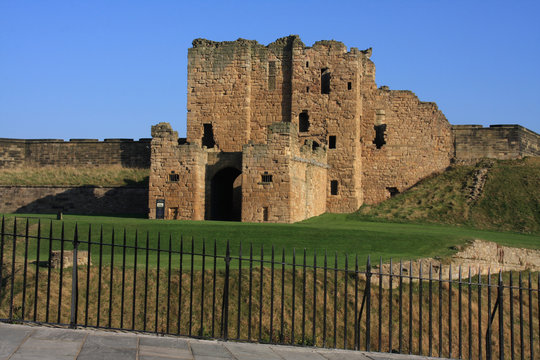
[0,216,539,359]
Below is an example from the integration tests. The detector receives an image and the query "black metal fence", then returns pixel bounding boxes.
[0,216,539,360]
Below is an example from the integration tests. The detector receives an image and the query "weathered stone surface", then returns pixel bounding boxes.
[49,250,90,268]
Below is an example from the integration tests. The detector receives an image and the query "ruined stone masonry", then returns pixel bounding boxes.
[149,35,454,223]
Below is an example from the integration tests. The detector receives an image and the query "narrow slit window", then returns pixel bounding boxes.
[202,123,215,148]
[348,82,352,90]
[306,86,310,93]
[330,180,339,195]
[299,111,310,132]
[321,68,331,94]
[268,61,276,91]
[261,171,273,183]
[329,135,336,149]
[168,171,179,182]
[306,61,309,68]
[373,124,387,149]
[263,207,269,221]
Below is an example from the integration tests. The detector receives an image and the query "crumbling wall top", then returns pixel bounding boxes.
[151,122,178,140]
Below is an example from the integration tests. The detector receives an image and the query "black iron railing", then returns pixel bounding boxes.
[0,216,538,359]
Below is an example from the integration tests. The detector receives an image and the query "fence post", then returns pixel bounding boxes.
[498,271,504,360]
[70,224,79,329]
[365,255,371,351]
[222,240,231,340]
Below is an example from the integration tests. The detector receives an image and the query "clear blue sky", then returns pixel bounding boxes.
[1,0,539,139]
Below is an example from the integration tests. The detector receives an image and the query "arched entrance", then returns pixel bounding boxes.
[210,167,242,221]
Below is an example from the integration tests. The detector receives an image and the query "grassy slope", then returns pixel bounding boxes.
[354,157,540,234]
[0,166,149,187]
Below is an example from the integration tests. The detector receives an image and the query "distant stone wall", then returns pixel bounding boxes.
[0,185,147,215]
[452,125,540,161]
[0,138,151,168]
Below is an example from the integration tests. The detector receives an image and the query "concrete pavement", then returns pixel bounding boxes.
[0,322,449,360]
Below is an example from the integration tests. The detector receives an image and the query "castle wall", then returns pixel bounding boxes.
[361,89,453,204]
[148,123,206,220]
[452,125,540,161]
[0,138,150,168]
[0,185,147,215]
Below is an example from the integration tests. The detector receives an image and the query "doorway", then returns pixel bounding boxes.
[210,167,242,221]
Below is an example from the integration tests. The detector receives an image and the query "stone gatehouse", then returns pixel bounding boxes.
[148,35,453,223]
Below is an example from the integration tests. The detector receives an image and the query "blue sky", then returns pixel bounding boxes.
[1,0,539,139]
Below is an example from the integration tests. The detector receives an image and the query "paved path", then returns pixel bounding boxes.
[0,322,447,360]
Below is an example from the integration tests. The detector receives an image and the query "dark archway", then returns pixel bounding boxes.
[210,167,242,221]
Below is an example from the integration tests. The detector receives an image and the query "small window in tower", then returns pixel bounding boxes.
[306,61,309,68]
[263,207,269,221]
[261,171,273,183]
[306,86,310,93]
[373,124,387,149]
[299,111,310,132]
[268,61,276,91]
[168,171,179,182]
[330,180,339,195]
[329,136,336,149]
[321,68,331,94]
[202,123,215,148]
[348,82,352,90]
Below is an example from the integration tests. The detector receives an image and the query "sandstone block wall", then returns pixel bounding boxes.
[0,185,147,215]
[452,125,540,161]
[0,138,151,168]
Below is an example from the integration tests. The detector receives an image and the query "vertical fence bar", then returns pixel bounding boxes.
[248,244,253,341]
[498,272,504,360]
[33,220,41,322]
[132,231,138,331]
[270,246,275,342]
[155,233,161,333]
[108,229,115,328]
[378,257,382,352]
[280,248,285,343]
[57,222,65,324]
[143,231,149,332]
[121,229,127,329]
[509,272,514,360]
[389,258,393,354]
[46,220,52,323]
[459,266,463,359]
[323,250,327,348]
[449,264,453,359]
[21,219,29,320]
[519,272,523,360]
[399,259,403,354]
[469,267,473,360]
[259,245,264,342]
[69,224,79,328]
[479,268,483,360]
[312,250,317,346]
[189,237,194,336]
[237,242,242,340]
[528,273,533,360]
[211,239,216,338]
[292,248,296,344]
[166,234,172,334]
[199,239,206,337]
[487,269,492,360]
[302,248,306,345]
[97,226,103,327]
[419,263,423,356]
[178,236,184,335]
[366,255,371,352]
[428,263,432,357]
[438,264,443,357]
[333,252,338,348]
[344,254,348,349]
[222,240,231,340]
[354,255,359,350]
[409,261,413,354]
[9,217,17,322]
[85,225,91,327]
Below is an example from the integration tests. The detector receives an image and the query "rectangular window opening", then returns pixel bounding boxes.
[261,171,273,183]
[329,135,336,149]
[268,61,276,91]
[263,207,269,222]
[330,180,339,195]
[373,124,387,149]
[348,82,352,90]
[321,68,331,94]
[306,86,310,93]
[168,171,179,182]
[202,123,215,148]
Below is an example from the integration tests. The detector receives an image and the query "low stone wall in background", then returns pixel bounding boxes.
[0,185,148,216]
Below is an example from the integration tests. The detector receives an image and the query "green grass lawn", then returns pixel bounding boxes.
[2,213,538,268]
